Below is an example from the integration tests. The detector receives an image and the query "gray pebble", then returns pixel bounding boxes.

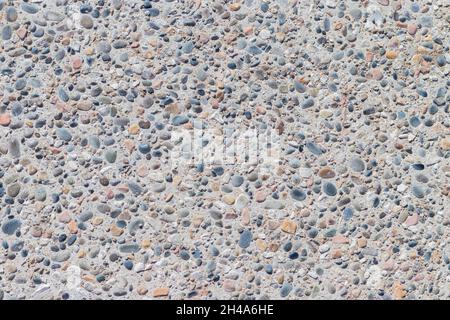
[280,283,293,298]
[323,182,337,196]
[119,243,140,254]
[239,230,252,248]
[56,128,72,142]
[411,184,425,198]
[350,158,365,172]
[291,188,306,201]
[21,3,39,14]
[6,7,18,22]
[231,175,244,187]
[1,219,21,235]
[80,15,94,29]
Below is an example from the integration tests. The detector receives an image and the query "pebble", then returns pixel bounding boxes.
[231,175,244,187]
[8,138,20,158]
[280,283,293,298]
[6,7,18,22]
[239,230,252,249]
[302,98,315,109]
[280,219,297,234]
[80,15,94,29]
[323,182,337,196]
[318,167,335,179]
[7,183,21,197]
[350,9,362,20]
[305,142,323,156]
[2,219,21,235]
[105,150,117,163]
[407,24,417,35]
[411,184,425,198]
[2,25,12,40]
[290,189,306,201]
[0,113,11,126]
[350,158,365,172]
[343,208,354,221]
[21,3,39,14]
[56,128,72,142]
[172,115,189,126]
[119,243,140,254]
[35,188,47,202]
[153,288,169,298]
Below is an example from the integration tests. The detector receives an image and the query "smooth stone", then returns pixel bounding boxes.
[298,168,314,178]
[231,175,244,187]
[343,207,353,220]
[280,283,293,298]
[52,251,71,262]
[21,3,39,14]
[180,250,190,260]
[80,15,94,29]
[118,243,140,254]
[239,230,252,248]
[7,183,21,197]
[206,261,216,272]
[172,115,189,126]
[318,167,335,179]
[15,79,26,90]
[105,150,117,163]
[294,81,306,93]
[138,143,150,154]
[35,188,47,201]
[264,200,285,209]
[332,51,344,60]
[324,228,336,237]
[2,219,21,235]
[289,158,301,168]
[209,209,222,220]
[212,167,224,176]
[308,228,318,238]
[323,182,337,196]
[97,41,112,53]
[2,25,12,40]
[362,248,378,256]
[8,138,21,158]
[112,40,127,49]
[409,116,420,127]
[56,128,72,142]
[436,55,446,67]
[305,142,323,155]
[407,24,417,35]
[196,69,208,81]
[419,16,432,28]
[350,8,362,20]
[6,7,18,22]
[44,11,65,22]
[79,211,93,222]
[290,188,306,201]
[350,157,365,172]
[302,98,315,109]
[128,182,143,196]
[235,194,249,211]
[152,183,166,193]
[411,184,425,198]
[128,218,144,235]
[88,136,100,149]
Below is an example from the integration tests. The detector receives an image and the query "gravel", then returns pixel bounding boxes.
[0,0,448,301]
